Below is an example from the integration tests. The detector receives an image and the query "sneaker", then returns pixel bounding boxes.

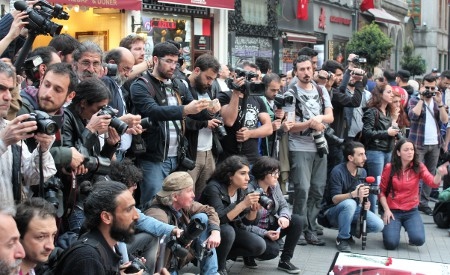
[418,205,433,216]
[278,260,301,274]
[297,234,307,246]
[348,236,356,245]
[336,237,351,252]
[243,257,258,269]
[304,231,326,246]
[316,227,324,236]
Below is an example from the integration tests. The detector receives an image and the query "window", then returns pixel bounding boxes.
[406,0,421,26]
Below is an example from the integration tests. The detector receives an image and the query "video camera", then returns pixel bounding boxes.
[273,94,294,109]
[361,176,379,195]
[247,186,274,210]
[225,68,265,96]
[422,88,436,98]
[350,55,367,65]
[14,0,69,37]
[97,105,128,135]
[167,218,211,260]
[25,110,59,135]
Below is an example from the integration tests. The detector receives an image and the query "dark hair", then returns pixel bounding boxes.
[104,48,122,64]
[27,46,58,66]
[255,57,271,74]
[71,77,110,107]
[44,63,78,93]
[109,158,143,188]
[119,34,146,50]
[49,34,81,56]
[423,73,437,84]
[321,60,344,74]
[194,54,220,74]
[293,55,312,71]
[383,70,396,83]
[73,41,103,62]
[153,42,179,58]
[251,156,280,181]
[440,70,450,80]
[297,47,318,57]
[390,138,420,177]
[343,141,365,161]
[367,83,393,114]
[83,181,128,230]
[166,40,181,50]
[15,198,57,238]
[262,73,280,87]
[210,155,250,185]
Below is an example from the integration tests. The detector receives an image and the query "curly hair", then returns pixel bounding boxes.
[109,158,143,188]
[251,156,279,181]
[210,155,250,185]
[367,83,393,114]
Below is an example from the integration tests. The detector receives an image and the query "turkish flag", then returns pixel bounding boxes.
[297,0,308,20]
[360,0,375,12]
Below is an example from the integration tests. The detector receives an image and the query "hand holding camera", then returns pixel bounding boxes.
[387,126,400,137]
[242,191,260,208]
[86,110,112,135]
[0,114,38,146]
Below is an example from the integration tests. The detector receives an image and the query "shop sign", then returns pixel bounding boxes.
[194,36,210,50]
[330,16,351,26]
[151,20,177,29]
[51,0,141,10]
[158,0,234,10]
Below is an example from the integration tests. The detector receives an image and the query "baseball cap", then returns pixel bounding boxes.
[156,172,194,197]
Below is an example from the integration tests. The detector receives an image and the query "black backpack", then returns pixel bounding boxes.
[433,202,450,229]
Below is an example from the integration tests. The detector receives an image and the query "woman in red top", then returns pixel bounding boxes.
[379,138,448,250]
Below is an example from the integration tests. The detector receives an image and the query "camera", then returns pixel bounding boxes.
[235,67,259,81]
[247,186,274,210]
[422,89,436,98]
[75,145,111,176]
[25,110,59,135]
[273,94,294,109]
[140,117,153,129]
[104,63,118,77]
[350,55,367,64]
[180,156,196,171]
[213,116,227,138]
[391,126,403,139]
[23,55,43,84]
[365,183,380,195]
[124,257,148,274]
[168,218,206,259]
[312,130,329,158]
[97,105,128,135]
[42,176,63,210]
[14,1,69,37]
[225,68,265,96]
[324,127,344,146]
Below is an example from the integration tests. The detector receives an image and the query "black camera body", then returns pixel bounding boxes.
[351,55,367,64]
[14,1,69,36]
[423,89,436,98]
[213,116,227,138]
[235,67,259,81]
[168,218,206,259]
[26,110,59,135]
[104,63,118,77]
[42,176,63,210]
[324,127,344,146]
[312,130,329,158]
[76,145,111,176]
[364,183,380,195]
[225,68,265,96]
[273,94,294,109]
[97,105,128,135]
[124,257,148,274]
[140,117,153,129]
[247,186,274,210]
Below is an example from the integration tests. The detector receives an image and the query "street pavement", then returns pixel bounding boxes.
[180,202,450,275]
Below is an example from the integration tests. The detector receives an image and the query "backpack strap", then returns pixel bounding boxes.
[11,143,22,203]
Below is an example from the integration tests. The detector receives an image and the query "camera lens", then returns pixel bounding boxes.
[110,117,128,135]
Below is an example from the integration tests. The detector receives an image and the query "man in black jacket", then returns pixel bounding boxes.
[130,42,215,205]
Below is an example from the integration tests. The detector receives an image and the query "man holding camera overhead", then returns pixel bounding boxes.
[408,73,448,216]
[145,171,221,274]
[0,60,56,206]
[130,42,216,205]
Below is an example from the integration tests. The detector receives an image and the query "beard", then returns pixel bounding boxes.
[109,218,136,244]
[156,64,173,80]
[113,74,127,87]
[0,259,21,275]
[194,75,209,93]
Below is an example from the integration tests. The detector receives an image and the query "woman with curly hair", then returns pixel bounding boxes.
[362,82,400,212]
[379,139,448,249]
[390,89,410,136]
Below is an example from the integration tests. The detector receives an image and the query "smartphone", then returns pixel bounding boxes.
[287,112,295,122]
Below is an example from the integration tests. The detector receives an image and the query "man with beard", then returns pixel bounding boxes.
[72,41,104,81]
[102,47,143,161]
[284,55,334,246]
[184,54,222,198]
[14,198,58,275]
[322,142,383,252]
[131,42,216,204]
[57,181,140,274]
[0,204,25,275]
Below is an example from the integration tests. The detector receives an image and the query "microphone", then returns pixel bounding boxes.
[365,176,375,184]
[14,1,28,11]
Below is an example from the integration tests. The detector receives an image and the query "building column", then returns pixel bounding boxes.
[213,9,228,64]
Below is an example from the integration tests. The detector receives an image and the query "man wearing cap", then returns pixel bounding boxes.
[397,69,414,97]
[145,171,221,274]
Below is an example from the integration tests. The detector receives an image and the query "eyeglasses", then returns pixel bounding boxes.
[270,171,280,177]
[159,58,178,65]
[78,60,101,68]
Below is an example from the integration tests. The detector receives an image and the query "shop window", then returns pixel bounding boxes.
[241,0,268,26]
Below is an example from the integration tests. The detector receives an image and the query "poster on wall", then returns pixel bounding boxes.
[232,36,272,67]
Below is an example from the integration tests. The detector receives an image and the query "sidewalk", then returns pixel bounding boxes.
[181,205,450,275]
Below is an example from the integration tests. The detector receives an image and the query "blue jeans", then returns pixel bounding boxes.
[191,213,218,275]
[382,208,425,250]
[138,157,178,207]
[326,199,384,239]
[365,150,391,213]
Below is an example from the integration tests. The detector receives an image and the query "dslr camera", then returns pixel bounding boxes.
[225,68,265,96]
[213,116,227,138]
[350,55,367,65]
[312,130,329,158]
[324,127,344,146]
[247,186,274,210]
[168,218,210,259]
[42,176,63,210]
[124,257,148,274]
[97,105,128,135]
[273,94,294,109]
[422,88,436,98]
[25,110,59,135]
[76,145,111,176]
[14,0,69,36]
[104,63,118,77]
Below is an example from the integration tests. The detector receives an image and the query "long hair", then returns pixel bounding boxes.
[390,138,420,177]
[391,89,410,128]
[210,155,250,186]
[367,83,393,114]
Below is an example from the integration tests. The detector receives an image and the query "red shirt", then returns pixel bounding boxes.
[379,163,439,211]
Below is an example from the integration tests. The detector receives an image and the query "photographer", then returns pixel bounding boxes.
[408,74,448,216]
[0,10,28,58]
[217,64,272,164]
[0,60,56,206]
[145,172,221,274]
[244,156,301,273]
[323,142,383,252]
[379,139,448,250]
[72,41,104,81]
[22,46,61,88]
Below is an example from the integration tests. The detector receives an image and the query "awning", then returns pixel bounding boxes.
[285,32,317,44]
[365,8,400,25]
[50,0,141,10]
[157,0,234,10]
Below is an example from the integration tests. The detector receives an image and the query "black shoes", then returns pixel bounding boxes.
[277,260,301,274]
[304,231,326,246]
[336,237,352,252]
[243,257,258,269]
[418,205,433,216]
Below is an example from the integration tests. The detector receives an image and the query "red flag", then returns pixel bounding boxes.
[360,0,374,12]
[297,0,308,20]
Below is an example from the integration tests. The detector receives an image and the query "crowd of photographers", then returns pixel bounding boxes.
[1,1,450,275]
